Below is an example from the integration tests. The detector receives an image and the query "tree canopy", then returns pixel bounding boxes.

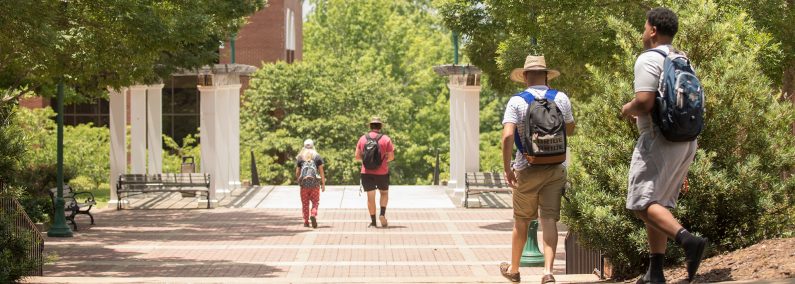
[0,0,264,103]
[434,0,794,97]
[242,0,454,185]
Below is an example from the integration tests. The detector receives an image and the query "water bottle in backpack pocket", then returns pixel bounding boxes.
[299,158,320,188]
[645,49,705,142]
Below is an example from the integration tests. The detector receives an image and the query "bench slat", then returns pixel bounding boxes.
[464,172,511,208]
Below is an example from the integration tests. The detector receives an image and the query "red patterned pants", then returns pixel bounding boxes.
[300,188,320,223]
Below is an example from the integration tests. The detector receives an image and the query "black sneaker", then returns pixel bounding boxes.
[368,222,377,228]
[310,216,317,229]
[303,222,310,227]
[684,237,708,281]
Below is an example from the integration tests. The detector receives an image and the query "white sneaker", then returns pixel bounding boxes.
[379,215,388,227]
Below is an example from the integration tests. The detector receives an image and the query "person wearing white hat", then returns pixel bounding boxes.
[500,55,575,283]
[296,139,325,228]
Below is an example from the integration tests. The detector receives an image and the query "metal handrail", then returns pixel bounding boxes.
[0,183,45,276]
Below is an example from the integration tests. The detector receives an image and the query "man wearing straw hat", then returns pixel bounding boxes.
[499,55,575,283]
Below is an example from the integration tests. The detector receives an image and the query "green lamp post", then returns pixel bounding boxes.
[230,33,236,64]
[452,31,459,65]
[520,220,544,266]
[47,80,73,237]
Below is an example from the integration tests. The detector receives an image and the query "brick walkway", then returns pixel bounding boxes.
[27,186,598,283]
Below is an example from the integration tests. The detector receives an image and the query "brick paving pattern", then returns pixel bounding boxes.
[29,186,598,283]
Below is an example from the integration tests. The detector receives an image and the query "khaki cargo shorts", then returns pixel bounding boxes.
[513,164,566,221]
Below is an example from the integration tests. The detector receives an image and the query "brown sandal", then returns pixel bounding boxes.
[499,262,520,282]
[541,274,556,284]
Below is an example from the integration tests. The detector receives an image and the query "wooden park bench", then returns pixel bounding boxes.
[49,185,96,231]
[116,173,211,210]
[464,172,512,208]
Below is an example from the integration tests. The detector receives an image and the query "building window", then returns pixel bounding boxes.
[285,8,296,63]
[54,98,110,127]
[163,76,200,146]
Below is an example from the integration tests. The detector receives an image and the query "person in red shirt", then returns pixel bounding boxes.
[355,117,395,228]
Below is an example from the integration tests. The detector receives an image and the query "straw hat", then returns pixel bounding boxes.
[509,55,560,83]
[369,116,383,125]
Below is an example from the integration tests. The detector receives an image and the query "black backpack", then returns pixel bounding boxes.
[513,89,567,165]
[645,49,705,142]
[362,133,383,170]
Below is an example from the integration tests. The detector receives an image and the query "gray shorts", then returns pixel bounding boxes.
[626,128,697,211]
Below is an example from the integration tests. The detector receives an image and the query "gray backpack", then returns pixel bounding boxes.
[513,89,567,165]
[299,157,320,188]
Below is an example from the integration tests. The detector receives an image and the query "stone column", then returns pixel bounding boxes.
[227,85,242,188]
[214,85,230,194]
[198,77,242,207]
[108,87,127,208]
[129,85,148,174]
[449,82,481,189]
[199,85,220,208]
[433,65,482,204]
[146,84,164,174]
[189,64,254,207]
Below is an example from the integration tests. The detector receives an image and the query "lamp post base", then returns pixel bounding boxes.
[519,220,544,267]
[47,224,73,237]
[47,198,73,237]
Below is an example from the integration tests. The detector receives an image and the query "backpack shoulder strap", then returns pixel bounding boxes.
[643,48,668,58]
[374,133,383,141]
[514,91,535,105]
[544,89,558,101]
[511,91,536,154]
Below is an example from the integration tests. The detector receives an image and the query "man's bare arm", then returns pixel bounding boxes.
[502,123,518,188]
[622,91,656,118]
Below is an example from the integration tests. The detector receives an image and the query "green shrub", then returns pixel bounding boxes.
[0,213,43,283]
[0,103,26,189]
[163,133,201,174]
[10,105,109,218]
[561,0,795,277]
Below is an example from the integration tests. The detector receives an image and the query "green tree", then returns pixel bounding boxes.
[717,0,795,95]
[560,0,794,276]
[0,0,265,104]
[243,0,454,185]
[242,61,407,184]
[434,0,653,95]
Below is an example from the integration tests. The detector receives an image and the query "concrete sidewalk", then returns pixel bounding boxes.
[120,185,459,209]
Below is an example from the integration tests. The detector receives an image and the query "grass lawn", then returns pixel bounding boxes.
[88,185,111,209]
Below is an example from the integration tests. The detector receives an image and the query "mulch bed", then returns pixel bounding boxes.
[625,238,795,283]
